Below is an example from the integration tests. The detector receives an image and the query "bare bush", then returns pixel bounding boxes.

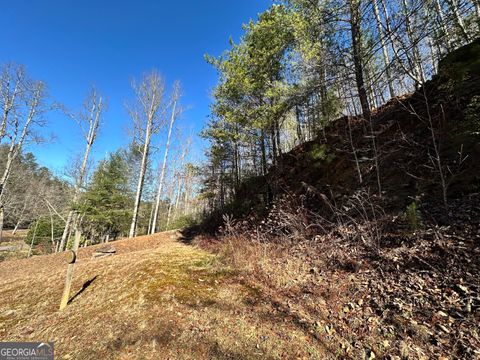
[218,187,388,258]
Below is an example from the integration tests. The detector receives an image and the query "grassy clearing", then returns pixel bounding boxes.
[0,231,326,359]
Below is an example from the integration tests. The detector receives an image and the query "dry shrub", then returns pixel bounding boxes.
[212,188,392,299]
[233,189,385,239]
[215,188,391,278]
[206,190,480,358]
[210,198,380,358]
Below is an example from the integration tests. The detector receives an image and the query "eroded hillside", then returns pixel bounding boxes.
[190,40,480,359]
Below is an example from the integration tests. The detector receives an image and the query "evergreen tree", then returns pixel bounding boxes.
[79,152,132,242]
[201,0,479,212]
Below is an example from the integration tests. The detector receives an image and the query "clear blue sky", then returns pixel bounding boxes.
[0,0,270,174]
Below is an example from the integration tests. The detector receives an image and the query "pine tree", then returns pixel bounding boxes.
[79,152,132,242]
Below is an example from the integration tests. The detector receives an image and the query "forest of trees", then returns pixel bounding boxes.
[0,65,201,253]
[1,0,479,253]
[201,0,480,211]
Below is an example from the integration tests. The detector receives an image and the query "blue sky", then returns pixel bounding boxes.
[0,0,270,174]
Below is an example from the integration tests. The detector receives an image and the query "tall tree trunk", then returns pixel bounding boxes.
[427,35,439,74]
[172,147,188,219]
[270,126,277,166]
[128,72,165,237]
[174,178,183,218]
[379,0,412,89]
[401,0,425,87]
[147,204,154,235]
[0,86,42,241]
[349,0,371,118]
[372,0,395,98]
[183,185,189,216]
[183,170,193,216]
[446,0,470,42]
[59,210,75,252]
[233,131,240,187]
[319,66,328,122]
[295,105,303,144]
[129,118,153,238]
[164,183,175,231]
[433,0,452,51]
[260,130,268,176]
[165,203,173,231]
[59,93,103,251]
[275,119,282,156]
[150,92,178,234]
[0,66,22,142]
[349,1,381,194]
[252,140,258,175]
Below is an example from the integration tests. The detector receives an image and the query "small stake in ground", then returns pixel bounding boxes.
[59,228,81,310]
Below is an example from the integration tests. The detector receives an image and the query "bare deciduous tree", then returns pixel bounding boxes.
[58,87,104,252]
[150,81,182,234]
[0,64,47,240]
[128,71,165,238]
[372,0,395,99]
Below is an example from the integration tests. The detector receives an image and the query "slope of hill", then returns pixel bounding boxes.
[0,231,329,359]
[1,40,479,360]
[189,40,480,358]
[206,38,480,228]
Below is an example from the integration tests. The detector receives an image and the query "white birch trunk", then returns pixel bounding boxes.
[128,72,164,238]
[0,86,42,241]
[401,0,425,86]
[150,93,178,234]
[129,118,153,238]
[380,0,417,88]
[434,0,452,51]
[0,67,22,142]
[373,0,395,98]
[446,0,470,42]
[59,95,103,252]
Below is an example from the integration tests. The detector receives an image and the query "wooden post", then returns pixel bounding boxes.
[59,228,81,311]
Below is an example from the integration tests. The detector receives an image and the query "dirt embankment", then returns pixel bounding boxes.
[190,40,480,359]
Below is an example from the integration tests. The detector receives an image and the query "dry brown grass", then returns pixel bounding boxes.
[0,231,327,359]
[0,230,30,261]
[196,209,480,360]
[199,235,366,358]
